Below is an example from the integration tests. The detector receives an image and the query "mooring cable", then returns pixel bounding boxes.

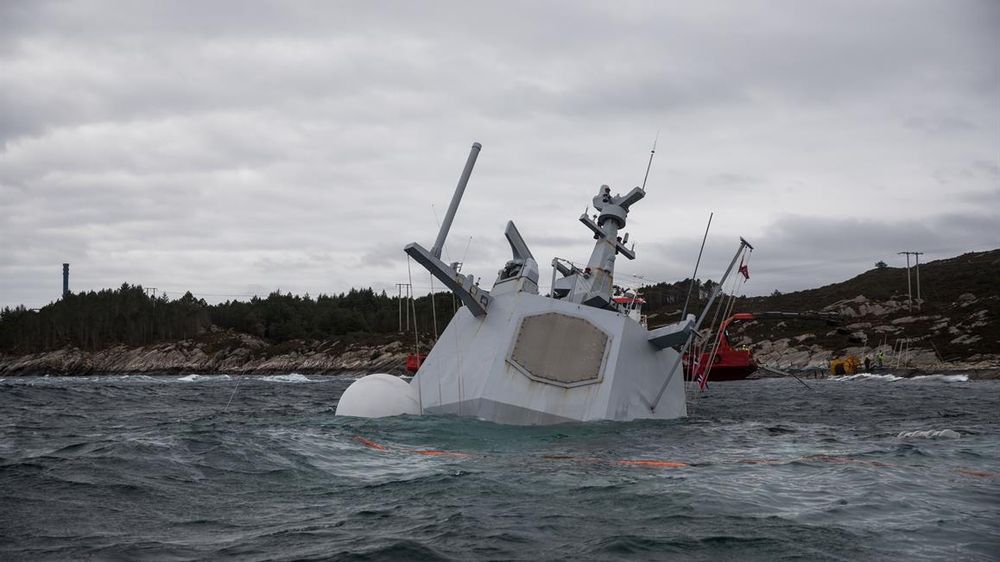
[223,376,244,412]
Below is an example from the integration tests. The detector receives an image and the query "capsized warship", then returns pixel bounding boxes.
[336,142,703,424]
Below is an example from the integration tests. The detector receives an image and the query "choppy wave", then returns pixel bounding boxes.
[112,374,158,382]
[909,374,969,383]
[1,376,997,560]
[260,373,314,383]
[832,373,969,383]
[832,373,902,382]
[177,373,231,382]
[898,429,961,439]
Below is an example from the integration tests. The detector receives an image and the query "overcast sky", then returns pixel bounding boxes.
[2,0,997,309]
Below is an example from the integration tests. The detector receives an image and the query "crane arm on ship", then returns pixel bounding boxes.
[714,311,840,349]
[404,142,493,317]
[718,311,840,334]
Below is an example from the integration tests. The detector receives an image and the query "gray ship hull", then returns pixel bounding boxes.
[413,291,687,424]
[334,142,710,425]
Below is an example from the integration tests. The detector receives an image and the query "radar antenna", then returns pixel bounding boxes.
[640,131,659,190]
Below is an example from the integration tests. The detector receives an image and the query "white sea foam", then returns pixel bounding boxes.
[897,429,961,439]
[113,374,157,382]
[832,373,969,383]
[261,373,314,383]
[177,374,231,382]
[908,374,969,383]
[831,373,902,382]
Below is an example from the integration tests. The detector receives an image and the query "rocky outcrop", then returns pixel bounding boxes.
[0,334,414,376]
[750,338,999,371]
[727,288,998,374]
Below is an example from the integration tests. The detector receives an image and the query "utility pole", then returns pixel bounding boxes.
[898,251,922,312]
[913,252,924,309]
[898,252,912,312]
[396,283,412,332]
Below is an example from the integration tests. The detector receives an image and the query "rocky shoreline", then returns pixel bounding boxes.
[2,334,997,380]
[0,335,414,377]
[740,336,1000,380]
[749,366,1000,380]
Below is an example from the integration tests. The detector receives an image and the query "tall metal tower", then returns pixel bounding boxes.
[396,283,413,332]
[62,263,70,298]
[897,251,924,311]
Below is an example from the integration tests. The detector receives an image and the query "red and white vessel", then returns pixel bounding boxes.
[686,311,840,382]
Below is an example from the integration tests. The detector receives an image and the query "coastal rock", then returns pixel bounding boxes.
[957,293,978,307]
[950,334,982,345]
[0,333,414,377]
[776,349,812,369]
[892,315,933,325]
[857,302,890,316]
[966,310,989,328]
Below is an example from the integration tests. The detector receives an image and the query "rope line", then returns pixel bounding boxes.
[687,246,753,413]
[406,255,423,414]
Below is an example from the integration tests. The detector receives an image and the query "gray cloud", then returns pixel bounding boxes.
[638,211,999,297]
[1,0,997,308]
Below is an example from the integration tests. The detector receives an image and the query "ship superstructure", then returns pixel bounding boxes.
[337,142,729,424]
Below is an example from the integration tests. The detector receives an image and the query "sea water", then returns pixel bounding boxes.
[1,374,997,560]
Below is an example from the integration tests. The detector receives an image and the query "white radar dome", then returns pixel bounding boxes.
[335,373,420,418]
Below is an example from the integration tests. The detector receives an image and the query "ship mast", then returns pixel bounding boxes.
[552,185,643,309]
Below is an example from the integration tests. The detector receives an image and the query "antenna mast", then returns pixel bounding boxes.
[640,131,659,190]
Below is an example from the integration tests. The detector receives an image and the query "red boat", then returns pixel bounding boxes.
[687,311,839,382]
[686,313,757,382]
[405,353,426,374]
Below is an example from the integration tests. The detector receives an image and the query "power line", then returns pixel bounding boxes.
[160,290,254,298]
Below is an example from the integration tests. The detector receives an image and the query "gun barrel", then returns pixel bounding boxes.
[431,142,481,259]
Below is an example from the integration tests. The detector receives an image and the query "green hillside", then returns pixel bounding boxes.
[643,249,1000,361]
[2,250,996,363]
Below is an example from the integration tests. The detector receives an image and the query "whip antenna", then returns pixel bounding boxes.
[640,131,659,190]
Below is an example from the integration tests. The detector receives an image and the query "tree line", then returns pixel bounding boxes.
[0,284,459,354]
[0,278,724,354]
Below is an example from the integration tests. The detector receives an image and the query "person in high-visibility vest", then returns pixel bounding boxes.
[876,350,885,369]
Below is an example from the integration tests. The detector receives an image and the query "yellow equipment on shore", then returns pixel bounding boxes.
[829,355,861,376]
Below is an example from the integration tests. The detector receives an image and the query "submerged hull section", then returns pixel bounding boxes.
[411,292,687,424]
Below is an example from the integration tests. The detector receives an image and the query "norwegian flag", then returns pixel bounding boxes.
[738,258,750,280]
